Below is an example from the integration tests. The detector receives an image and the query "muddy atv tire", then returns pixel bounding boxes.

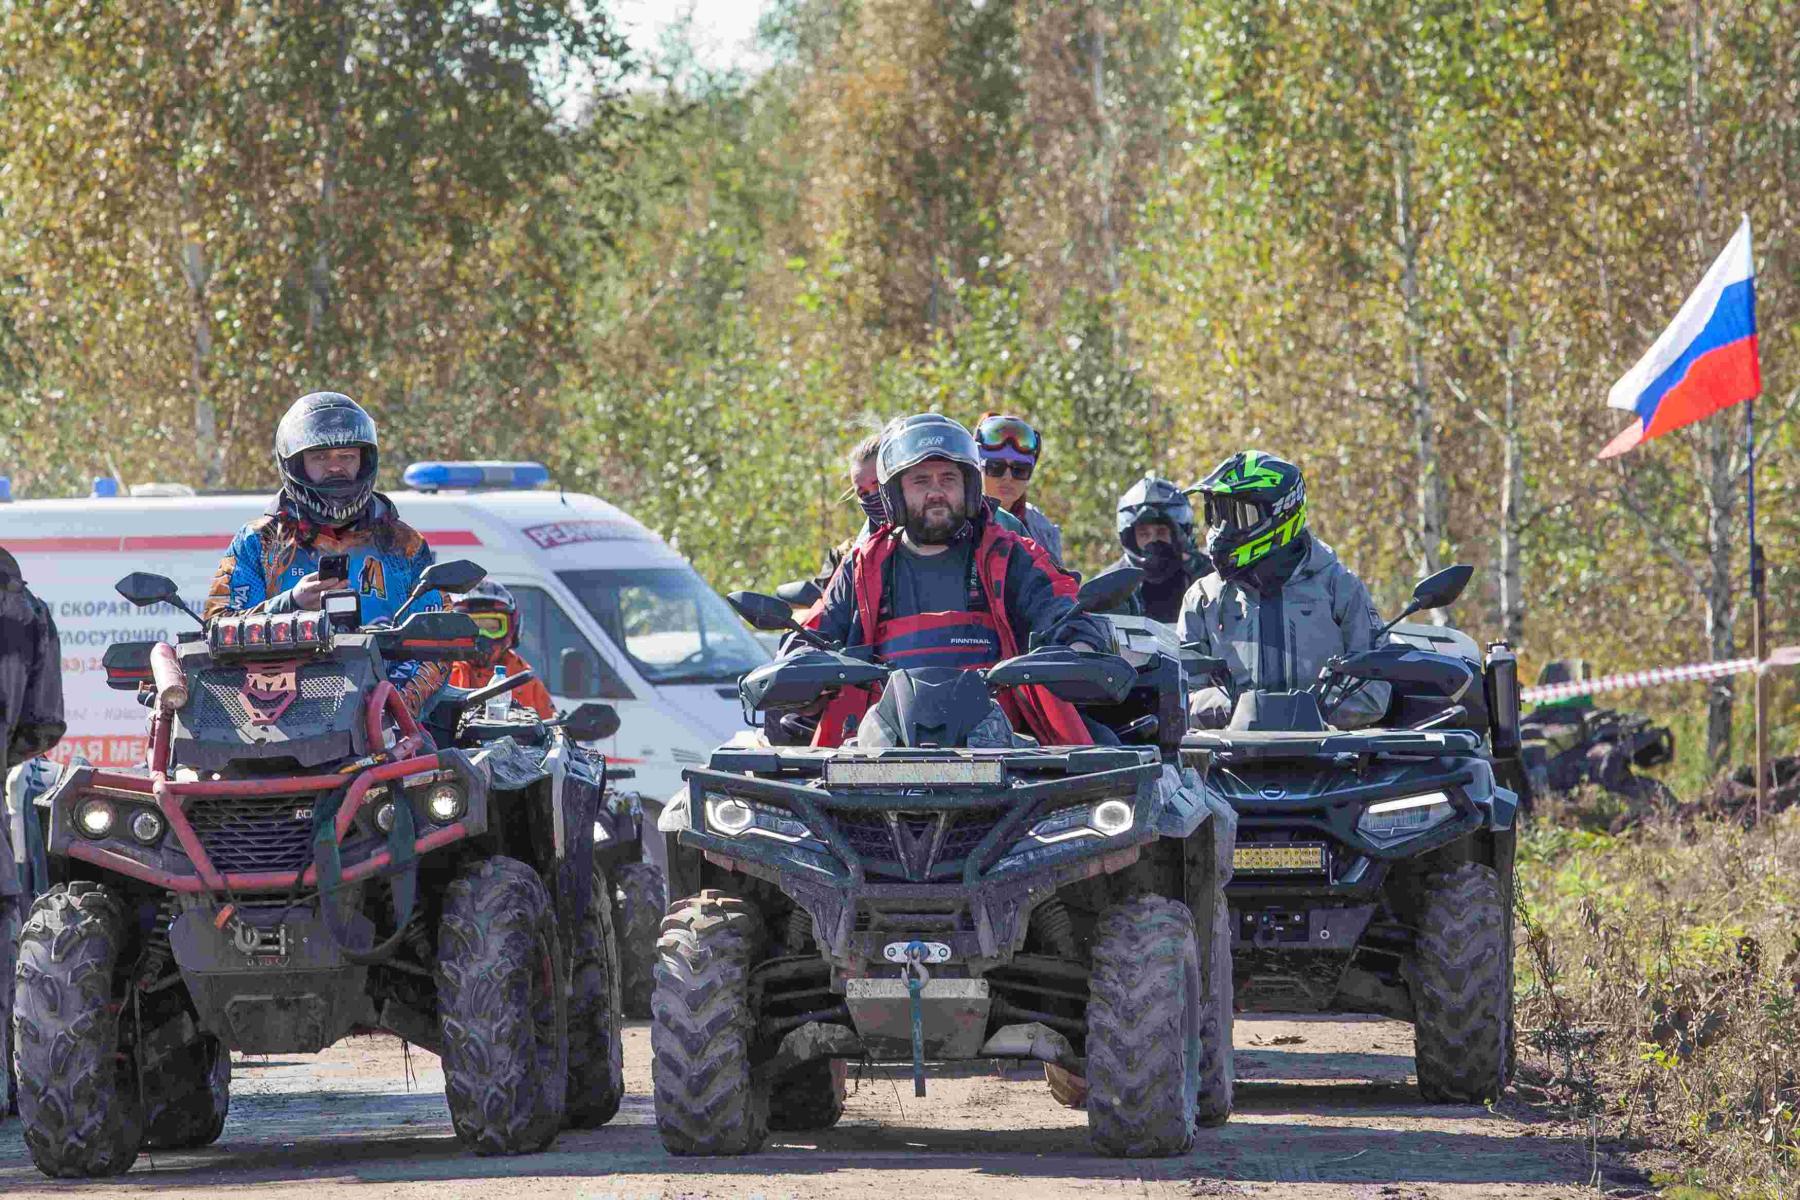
[1085,895,1201,1157]
[651,890,767,1155]
[437,856,569,1154]
[768,1059,846,1131]
[1411,862,1512,1104]
[144,1034,230,1149]
[2,894,18,1117]
[1195,893,1235,1125]
[565,866,625,1128]
[13,883,144,1177]
[612,860,662,1019]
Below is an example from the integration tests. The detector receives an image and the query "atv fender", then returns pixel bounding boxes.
[1465,758,1520,832]
[1151,764,1236,841]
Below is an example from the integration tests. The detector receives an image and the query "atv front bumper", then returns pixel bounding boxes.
[43,749,491,895]
[670,746,1205,969]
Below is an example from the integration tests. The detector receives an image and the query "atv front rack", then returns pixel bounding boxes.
[1181,726,1484,764]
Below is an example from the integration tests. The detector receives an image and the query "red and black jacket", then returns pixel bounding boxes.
[801,515,1098,747]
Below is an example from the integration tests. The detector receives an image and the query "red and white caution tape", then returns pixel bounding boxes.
[1522,646,1800,704]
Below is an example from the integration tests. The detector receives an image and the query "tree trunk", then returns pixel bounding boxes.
[308,7,353,353]
[1394,116,1446,597]
[1498,327,1525,647]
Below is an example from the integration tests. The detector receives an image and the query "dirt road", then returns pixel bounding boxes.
[0,1014,1634,1198]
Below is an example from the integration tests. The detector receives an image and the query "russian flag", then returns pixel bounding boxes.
[1599,215,1760,459]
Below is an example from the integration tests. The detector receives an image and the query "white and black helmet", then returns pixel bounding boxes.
[1115,474,1195,562]
[875,413,985,528]
[274,391,379,524]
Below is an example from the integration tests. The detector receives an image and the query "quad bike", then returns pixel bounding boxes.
[648,567,1237,1158]
[1520,660,1675,811]
[13,561,624,1176]
[1179,565,1523,1104]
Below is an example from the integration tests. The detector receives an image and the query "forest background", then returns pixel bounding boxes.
[2,0,1797,787]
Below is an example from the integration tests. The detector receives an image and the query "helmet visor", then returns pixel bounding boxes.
[975,414,1041,457]
[1205,493,1266,532]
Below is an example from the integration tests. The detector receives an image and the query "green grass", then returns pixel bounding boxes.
[1516,801,1800,1198]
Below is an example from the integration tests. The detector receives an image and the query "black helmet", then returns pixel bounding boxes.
[1116,474,1194,565]
[1196,450,1308,576]
[274,391,379,524]
[875,413,984,530]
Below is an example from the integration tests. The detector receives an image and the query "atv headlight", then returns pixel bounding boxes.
[76,798,116,839]
[704,793,755,836]
[701,792,812,843]
[129,808,166,844]
[1090,799,1135,837]
[374,800,397,834]
[425,782,465,824]
[1356,791,1455,845]
[1026,797,1136,846]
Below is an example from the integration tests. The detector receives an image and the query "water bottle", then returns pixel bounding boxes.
[484,665,511,721]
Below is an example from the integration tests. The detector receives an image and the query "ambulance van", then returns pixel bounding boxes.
[0,461,769,803]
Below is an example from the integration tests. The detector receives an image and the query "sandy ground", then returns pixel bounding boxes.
[0,1014,1643,1199]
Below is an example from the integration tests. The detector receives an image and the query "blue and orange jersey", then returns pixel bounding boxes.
[204,493,446,713]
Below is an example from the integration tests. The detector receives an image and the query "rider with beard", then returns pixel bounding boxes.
[1109,474,1208,623]
[445,581,555,719]
[798,414,1109,747]
[204,391,446,714]
[813,430,1034,595]
[1178,452,1389,730]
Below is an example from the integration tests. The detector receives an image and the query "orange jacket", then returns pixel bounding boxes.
[448,649,555,720]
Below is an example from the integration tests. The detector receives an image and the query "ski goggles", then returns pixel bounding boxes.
[465,611,513,640]
[975,414,1042,458]
[982,460,1034,481]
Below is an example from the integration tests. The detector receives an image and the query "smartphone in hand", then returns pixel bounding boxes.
[318,553,349,583]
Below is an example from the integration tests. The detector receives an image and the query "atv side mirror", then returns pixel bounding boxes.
[1377,563,1474,639]
[394,558,488,622]
[774,579,823,609]
[115,572,205,627]
[728,591,800,634]
[1076,566,1143,614]
[1408,564,1472,614]
[563,702,620,742]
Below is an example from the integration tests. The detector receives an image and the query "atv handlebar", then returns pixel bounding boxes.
[461,667,535,710]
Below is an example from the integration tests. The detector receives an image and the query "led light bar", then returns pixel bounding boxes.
[823,759,1004,787]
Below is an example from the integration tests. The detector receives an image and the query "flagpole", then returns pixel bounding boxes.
[1749,394,1768,823]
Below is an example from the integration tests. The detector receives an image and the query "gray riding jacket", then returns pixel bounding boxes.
[1177,538,1390,729]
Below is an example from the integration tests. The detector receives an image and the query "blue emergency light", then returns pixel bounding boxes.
[403,461,551,492]
[92,477,120,498]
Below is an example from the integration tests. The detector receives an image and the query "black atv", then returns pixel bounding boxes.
[1179,565,1524,1104]
[14,562,624,1176]
[1520,660,1675,810]
[648,568,1237,1158]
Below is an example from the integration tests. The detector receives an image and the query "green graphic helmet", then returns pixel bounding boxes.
[1195,450,1308,573]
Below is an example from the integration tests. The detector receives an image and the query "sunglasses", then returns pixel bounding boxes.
[975,414,1042,456]
[982,460,1034,481]
[467,611,512,640]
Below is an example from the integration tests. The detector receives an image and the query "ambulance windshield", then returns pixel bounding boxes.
[559,567,769,685]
